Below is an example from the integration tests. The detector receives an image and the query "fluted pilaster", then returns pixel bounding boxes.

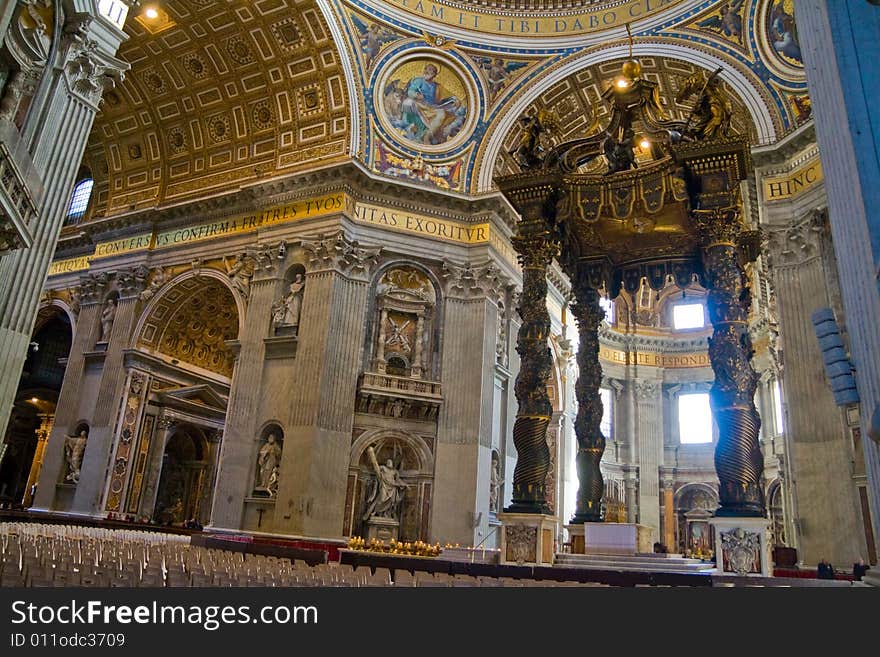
[272,232,379,536]
[0,11,128,438]
[210,268,279,529]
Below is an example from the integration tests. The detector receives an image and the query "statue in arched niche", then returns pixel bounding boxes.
[255,432,283,497]
[99,297,116,343]
[64,427,88,483]
[272,269,306,335]
[362,445,410,521]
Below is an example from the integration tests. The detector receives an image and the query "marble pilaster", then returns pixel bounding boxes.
[33,280,103,512]
[432,260,505,545]
[272,233,379,537]
[634,379,663,536]
[75,271,146,514]
[210,247,281,529]
[765,213,866,564]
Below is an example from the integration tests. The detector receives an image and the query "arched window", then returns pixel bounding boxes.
[65,178,94,223]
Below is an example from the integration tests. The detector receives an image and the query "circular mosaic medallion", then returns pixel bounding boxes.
[375,51,478,153]
[760,0,803,72]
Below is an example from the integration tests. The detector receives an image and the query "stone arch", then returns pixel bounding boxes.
[477,40,781,191]
[766,477,787,547]
[35,299,77,339]
[133,269,242,380]
[0,303,73,505]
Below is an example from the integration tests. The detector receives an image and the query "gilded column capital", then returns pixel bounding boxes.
[511,230,559,270]
[764,208,828,269]
[441,259,509,302]
[251,240,287,282]
[693,207,760,259]
[301,231,381,279]
[61,13,129,108]
[78,272,108,305]
[116,265,150,300]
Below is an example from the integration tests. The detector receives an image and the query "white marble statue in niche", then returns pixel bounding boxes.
[272,272,305,334]
[255,432,282,497]
[489,450,503,514]
[99,297,116,343]
[64,428,88,483]
[362,445,410,521]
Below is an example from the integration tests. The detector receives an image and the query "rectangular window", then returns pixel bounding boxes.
[673,302,705,330]
[66,179,94,223]
[599,297,615,324]
[773,379,785,435]
[600,387,612,438]
[678,393,713,444]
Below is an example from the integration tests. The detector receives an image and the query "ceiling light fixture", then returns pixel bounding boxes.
[145,6,159,19]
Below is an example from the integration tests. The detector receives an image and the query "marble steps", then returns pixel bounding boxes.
[553,552,715,573]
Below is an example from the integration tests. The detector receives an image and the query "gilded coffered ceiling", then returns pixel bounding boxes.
[84,0,350,218]
[137,275,239,378]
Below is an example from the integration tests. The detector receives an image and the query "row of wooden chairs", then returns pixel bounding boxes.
[1,522,610,587]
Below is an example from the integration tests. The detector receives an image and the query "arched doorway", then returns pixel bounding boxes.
[0,307,72,507]
[153,426,209,525]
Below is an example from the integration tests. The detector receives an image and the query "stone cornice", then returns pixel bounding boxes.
[599,325,708,354]
[750,122,816,168]
[58,160,521,257]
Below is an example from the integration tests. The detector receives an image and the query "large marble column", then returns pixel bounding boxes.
[272,232,379,537]
[209,246,282,530]
[0,5,130,438]
[696,208,764,516]
[506,224,558,514]
[431,261,505,545]
[798,0,880,551]
[569,281,606,523]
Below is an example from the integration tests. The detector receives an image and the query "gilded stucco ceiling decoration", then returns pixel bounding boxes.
[494,57,756,178]
[137,276,239,378]
[83,0,350,218]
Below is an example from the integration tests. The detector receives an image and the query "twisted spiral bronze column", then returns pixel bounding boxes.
[698,209,765,517]
[506,225,558,514]
[570,281,606,523]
